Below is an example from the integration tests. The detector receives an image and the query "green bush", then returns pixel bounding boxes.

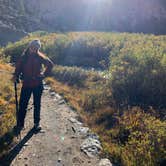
[52,65,89,87]
[81,84,112,112]
[109,35,166,108]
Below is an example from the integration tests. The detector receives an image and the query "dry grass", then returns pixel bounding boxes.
[46,77,82,112]
[0,71,15,135]
[0,62,13,71]
[0,63,18,156]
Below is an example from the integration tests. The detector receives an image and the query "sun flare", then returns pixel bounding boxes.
[85,0,110,4]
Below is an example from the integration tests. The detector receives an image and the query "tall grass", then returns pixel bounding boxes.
[0,59,16,157]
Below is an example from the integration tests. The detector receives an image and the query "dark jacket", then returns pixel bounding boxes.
[14,51,54,88]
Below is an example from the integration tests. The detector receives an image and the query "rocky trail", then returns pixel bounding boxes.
[1,83,112,166]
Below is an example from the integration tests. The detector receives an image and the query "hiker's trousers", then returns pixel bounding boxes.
[17,84,43,127]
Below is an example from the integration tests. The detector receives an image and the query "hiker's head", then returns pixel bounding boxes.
[28,39,41,54]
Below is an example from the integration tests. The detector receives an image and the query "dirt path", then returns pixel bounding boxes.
[2,84,102,166]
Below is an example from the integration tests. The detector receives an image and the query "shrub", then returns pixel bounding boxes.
[118,108,166,166]
[99,107,166,166]
[109,35,166,109]
[81,85,112,112]
[52,65,89,87]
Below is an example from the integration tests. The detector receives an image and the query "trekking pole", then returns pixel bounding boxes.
[14,79,21,140]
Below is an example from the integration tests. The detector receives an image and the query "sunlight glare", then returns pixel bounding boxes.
[86,0,113,6]
[85,0,110,4]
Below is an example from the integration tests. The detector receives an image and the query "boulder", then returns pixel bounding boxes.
[80,137,102,157]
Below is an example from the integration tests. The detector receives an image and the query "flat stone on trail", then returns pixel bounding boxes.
[53,94,63,101]
[68,117,83,126]
[55,94,62,100]
[44,85,51,91]
[98,159,113,166]
[72,126,90,135]
[50,92,56,97]
[58,99,65,105]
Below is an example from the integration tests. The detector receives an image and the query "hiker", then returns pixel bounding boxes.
[13,39,54,132]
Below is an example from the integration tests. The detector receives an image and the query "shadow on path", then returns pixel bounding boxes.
[0,128,35,166]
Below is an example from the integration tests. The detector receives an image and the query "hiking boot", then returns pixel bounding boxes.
[33,124,42,132]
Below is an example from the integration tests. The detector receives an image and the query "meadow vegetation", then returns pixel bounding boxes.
[1,32,166,165]
[46,65,166,166]
[0,50,17,157]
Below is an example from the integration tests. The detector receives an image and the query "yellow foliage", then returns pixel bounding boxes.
[0,63,15,137]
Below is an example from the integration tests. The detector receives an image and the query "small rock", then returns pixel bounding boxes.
[80,137,102,157]
[72,126,89,135]
[58,100,65,105]
[55,158,63,166]
[98,159,113,166]
[43,81,46,85]
[53,94,63,101]
[68,118,83,126]
[50,92,56,97]
[77,127,89,135]
[44,86,51,91]
[55,94,62,100]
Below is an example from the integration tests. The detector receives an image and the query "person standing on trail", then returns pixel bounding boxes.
[13,39,54,132]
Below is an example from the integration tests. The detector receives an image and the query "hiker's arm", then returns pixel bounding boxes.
[42,57,54,77]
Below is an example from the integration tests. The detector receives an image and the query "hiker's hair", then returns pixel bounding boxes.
[21,47,30,57]
[21,47,46,60]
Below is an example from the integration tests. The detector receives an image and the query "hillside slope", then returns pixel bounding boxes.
[0,0,166,45]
